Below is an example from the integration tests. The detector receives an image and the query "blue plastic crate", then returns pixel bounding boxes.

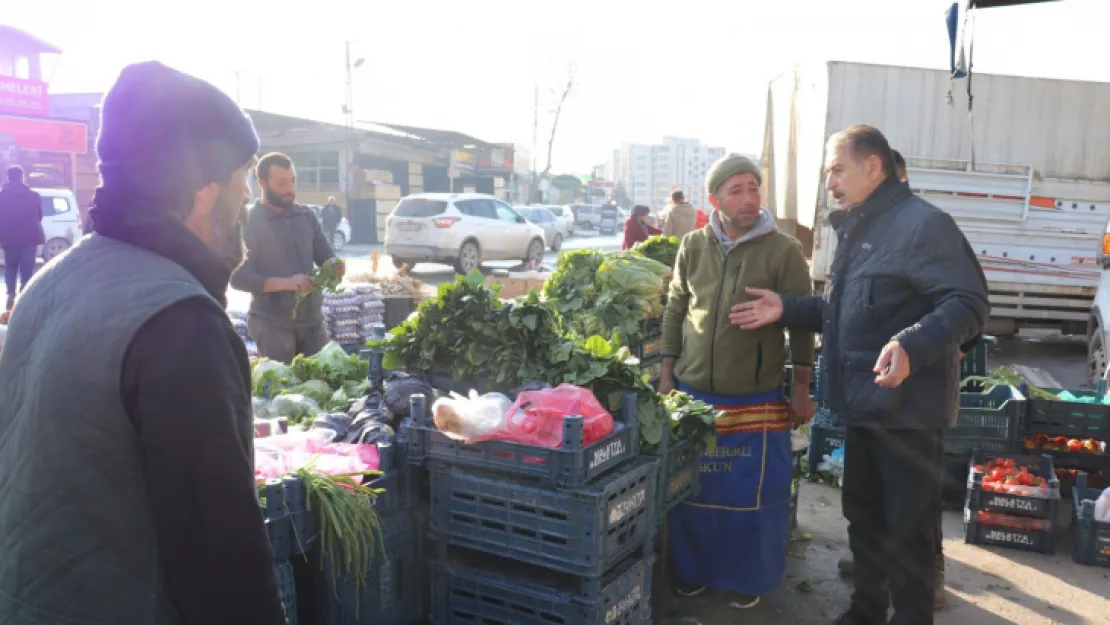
[1072,472,1110,568]
[948,384,1026,456]
[806,425,846,476]
[643,436,700,524]
[306,508,420,625]
[275,560,299,625]
[406,392,642,489]
[428,455,659,578]
[431,542,653,625]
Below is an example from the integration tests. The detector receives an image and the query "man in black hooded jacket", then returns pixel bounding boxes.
[0,165,44,308]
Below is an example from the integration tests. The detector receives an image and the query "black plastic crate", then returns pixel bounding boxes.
[430,540,653,624]
[807,424,846,476]
[965,451,1060,520]
[1072,472,1110,568]
[303,508,420,625]
[947,384,1026,456]
[1026,388,1110,440]
[644,436,701,524]
[407,392,642,489]
[427,456,659,578]
[963,508,1055,554]
[275,560,299,625]
[960,340,989,379]
[630,333,663,363]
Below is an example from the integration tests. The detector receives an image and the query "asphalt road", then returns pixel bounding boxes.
[224,231,624,313]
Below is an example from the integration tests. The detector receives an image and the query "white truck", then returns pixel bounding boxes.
[761,61,1110,348]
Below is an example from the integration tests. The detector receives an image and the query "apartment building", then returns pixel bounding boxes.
[607,137,728,211]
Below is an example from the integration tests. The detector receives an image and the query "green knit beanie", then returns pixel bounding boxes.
[705,153,762,195]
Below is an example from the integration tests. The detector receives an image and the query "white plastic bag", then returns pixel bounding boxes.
[431,390,513,440]
[1095,488,1110,524]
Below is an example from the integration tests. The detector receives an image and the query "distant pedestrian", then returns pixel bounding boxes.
[621,204,661,250]
[0,165,44,309]
[661,190,697,239]
[321,196,342,239]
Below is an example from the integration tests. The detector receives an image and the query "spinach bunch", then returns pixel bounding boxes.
[660,390,720,452]
[293,258,344,320]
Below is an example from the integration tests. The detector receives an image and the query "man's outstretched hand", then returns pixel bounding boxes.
[729,288,784,330]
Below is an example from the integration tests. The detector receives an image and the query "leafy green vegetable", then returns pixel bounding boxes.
[292,467,385,616]
[631,235,680,267]
[372,271,674,445]
[962,366,1059,400]
[250,359,299,398]
[293,258,344,320]
[292,343,370,390]
[660,390,720,452]
[286,380,334,406]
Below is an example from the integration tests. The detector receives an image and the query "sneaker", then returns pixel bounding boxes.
[728,594,760,609]
[837,556,855,575]
[675,583,706,597]
[934,570,947,611]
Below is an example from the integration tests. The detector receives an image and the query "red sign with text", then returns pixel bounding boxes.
[0,76,49,117]
[0,115,87,153]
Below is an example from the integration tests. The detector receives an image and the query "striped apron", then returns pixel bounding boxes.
[668,386,793,595]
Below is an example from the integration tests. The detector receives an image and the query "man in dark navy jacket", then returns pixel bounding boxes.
[731,125,989,625]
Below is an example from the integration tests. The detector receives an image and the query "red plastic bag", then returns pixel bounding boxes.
[254,434,380,481]
[469,384,615,448]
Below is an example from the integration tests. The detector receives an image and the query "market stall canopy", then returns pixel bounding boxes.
[363,122,500,151]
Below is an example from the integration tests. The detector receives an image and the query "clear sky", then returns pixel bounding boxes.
[6,0,1109,173]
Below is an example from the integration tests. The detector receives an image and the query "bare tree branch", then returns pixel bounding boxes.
[528,65,575,203]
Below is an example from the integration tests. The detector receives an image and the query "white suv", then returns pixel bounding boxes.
[385,193,546,274]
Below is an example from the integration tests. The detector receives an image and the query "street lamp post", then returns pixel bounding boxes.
[343,41,365,219]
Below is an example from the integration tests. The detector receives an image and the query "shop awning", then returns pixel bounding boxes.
[0,26,62,54]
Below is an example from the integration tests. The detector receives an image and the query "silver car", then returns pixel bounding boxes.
[542,205,575,236]
[516,206,565,252]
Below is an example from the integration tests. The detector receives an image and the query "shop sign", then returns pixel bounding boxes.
[450,150,475,172]
[0,115,88,153]
[0,77,49,117]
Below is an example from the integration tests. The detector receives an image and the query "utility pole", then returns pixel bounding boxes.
[530,84,538,203]
[234,70,241,104]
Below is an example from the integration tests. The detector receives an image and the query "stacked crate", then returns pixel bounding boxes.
[963,450,1060,554]
[1020,386,1110,496]
[403,391,657,624]
[634,317,664,385]
[1072,472,1110,568]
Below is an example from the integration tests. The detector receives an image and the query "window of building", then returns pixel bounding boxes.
[290,151,341,189]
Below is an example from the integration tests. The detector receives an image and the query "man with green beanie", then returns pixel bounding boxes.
[661,153,816,610]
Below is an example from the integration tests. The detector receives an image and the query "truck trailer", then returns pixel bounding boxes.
[761,60,1110,338]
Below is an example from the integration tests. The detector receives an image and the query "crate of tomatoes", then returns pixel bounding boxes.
[966,451,1061,520]
[964,508,1055,554]
[1022,433,1109,471]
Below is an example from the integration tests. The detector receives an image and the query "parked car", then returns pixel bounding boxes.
[36,188,80,261]
[598,205,620,235]
[384,193,546,274]
[570,203,601,229]
[516,206,565,252]
[305,204,353,252]
[542,205,575,236]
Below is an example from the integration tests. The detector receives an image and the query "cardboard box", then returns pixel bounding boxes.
[487,273,550,300]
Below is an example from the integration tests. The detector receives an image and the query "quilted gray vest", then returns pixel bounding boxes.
[0,234,219,624]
